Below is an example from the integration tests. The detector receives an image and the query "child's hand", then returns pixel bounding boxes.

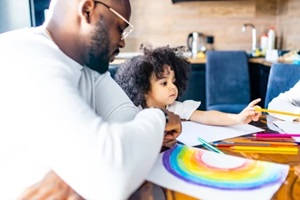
[237,98,262,124]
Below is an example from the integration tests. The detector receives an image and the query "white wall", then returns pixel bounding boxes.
[0,0,31,33]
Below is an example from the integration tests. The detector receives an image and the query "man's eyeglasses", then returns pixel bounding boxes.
[93,0,134,40]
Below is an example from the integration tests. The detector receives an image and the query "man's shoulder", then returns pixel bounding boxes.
[0,27,40,42]
[0,27,53,55]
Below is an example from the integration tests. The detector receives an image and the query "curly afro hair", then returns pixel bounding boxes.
[115,44,191,108]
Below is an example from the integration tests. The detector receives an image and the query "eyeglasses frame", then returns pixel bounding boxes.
[93,0,134,40]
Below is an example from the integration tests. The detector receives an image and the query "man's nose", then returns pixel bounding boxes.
[119,39,125,48]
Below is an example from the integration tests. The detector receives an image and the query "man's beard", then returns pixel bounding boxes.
[86,18,110,74]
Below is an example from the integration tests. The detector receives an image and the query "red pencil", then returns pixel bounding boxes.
[253,133,300,138]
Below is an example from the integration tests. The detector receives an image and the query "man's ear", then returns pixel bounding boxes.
[78,0,95,23]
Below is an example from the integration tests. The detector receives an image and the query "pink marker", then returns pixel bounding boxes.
[253,133,300,138]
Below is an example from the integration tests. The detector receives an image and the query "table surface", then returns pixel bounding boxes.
[129,115,300,200]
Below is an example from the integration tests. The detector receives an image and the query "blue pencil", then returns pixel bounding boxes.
[197,137,225,154]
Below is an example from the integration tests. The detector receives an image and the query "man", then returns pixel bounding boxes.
[0,0,181,199]
[268,80,300,122]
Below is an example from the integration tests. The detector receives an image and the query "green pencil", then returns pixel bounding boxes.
[197,137,225,154]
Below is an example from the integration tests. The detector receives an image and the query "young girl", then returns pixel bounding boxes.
[115,44,261,126]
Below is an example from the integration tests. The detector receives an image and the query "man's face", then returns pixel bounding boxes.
[86,18,110,74]
[85,0,131,74]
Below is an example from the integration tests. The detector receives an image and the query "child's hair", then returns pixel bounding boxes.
[115,44,191,108]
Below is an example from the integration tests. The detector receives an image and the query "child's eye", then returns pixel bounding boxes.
[161,81,168,86]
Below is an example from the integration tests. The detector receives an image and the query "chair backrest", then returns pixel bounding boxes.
[205,50,250,113]
[265,63,300,108]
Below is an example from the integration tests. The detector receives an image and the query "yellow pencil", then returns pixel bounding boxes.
[228,146,298,152]
[229,149,298,155]
[255,107,300,117]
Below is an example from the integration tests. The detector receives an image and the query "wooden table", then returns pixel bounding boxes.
[129,115,300,200]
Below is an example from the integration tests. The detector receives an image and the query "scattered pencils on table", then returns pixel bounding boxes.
[213,135,300,154]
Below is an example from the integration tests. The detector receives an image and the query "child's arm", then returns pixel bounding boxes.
[189,98,262,126]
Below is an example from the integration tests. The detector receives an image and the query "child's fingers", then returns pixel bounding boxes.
[248,98,261,107]
[252,113,261,121]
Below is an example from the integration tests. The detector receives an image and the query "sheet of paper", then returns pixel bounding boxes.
[147,144,289,200]
[177,121,264,146]
[273,120,300,142]
[273,120,300,133]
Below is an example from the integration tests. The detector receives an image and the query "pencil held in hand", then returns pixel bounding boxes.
[254,107,300,117]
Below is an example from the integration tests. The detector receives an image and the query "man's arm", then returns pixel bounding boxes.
[93,71,140,122]
[18,109,181,200]
[268,80,300,121]
[19,65,166,199]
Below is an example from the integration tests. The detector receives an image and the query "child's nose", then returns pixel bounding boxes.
[169,84,176,90]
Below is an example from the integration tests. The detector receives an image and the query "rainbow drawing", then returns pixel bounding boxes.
[162,144,287,190]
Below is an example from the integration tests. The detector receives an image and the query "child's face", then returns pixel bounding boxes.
[145,65,178,108]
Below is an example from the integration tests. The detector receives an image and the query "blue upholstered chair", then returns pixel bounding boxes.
[265,63,300,108]
[205,51,250,113]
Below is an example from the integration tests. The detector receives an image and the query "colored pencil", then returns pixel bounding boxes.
[254,107,300,117]
[214,142,270,147]
[226,138,298,145]
[197,138,224,154]
[249,137,296,142]
[225,146,298,152]
[248,137,300,143]
[214,141,297,147]
[228,149,298,155]
[253,133,300,138]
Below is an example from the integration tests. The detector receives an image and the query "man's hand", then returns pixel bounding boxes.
[161,109,182,147]
[18,171,84,200]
